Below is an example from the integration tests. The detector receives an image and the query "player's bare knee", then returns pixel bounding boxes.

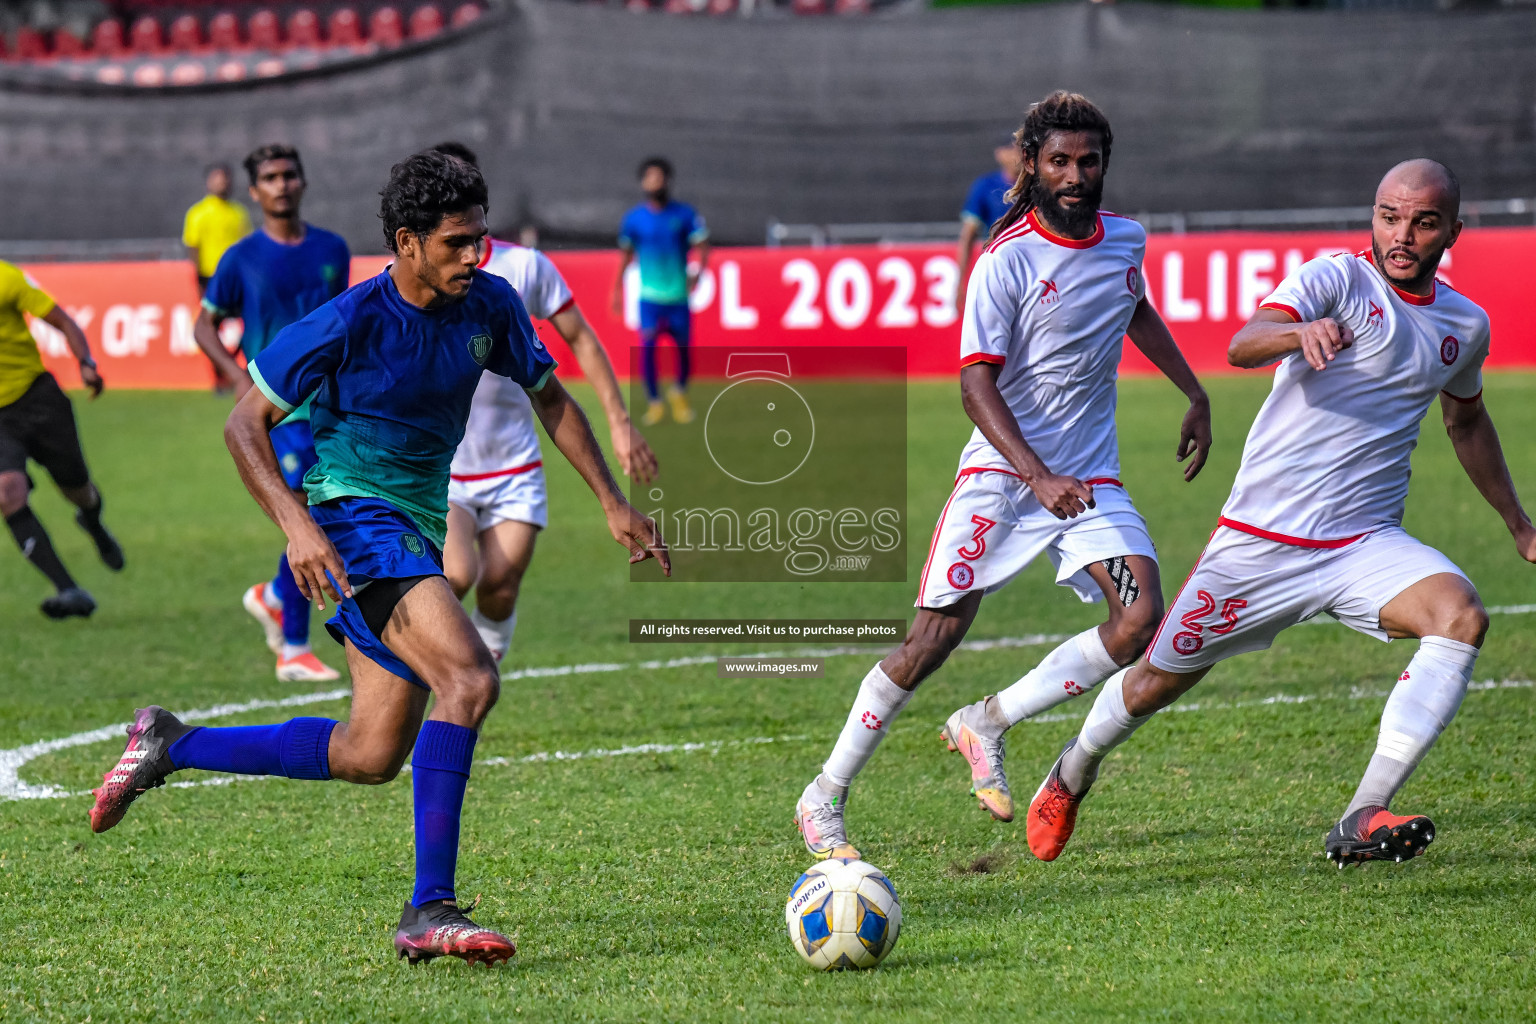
[333,741,409,785]
[0,472,28,517]
[438,661,501,723]
[1438,595,1489,647]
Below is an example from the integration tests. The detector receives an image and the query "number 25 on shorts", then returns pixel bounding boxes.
[1170,590,1247,656]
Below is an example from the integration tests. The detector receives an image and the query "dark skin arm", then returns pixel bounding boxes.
[193,307,251,396]
[1230,306,1355,371]
[225,387,352,608]
[40,305,103,397]
[961,362,1094,519]
[1124,296,1212,482]
[1441,392,1536,562]
[528,374,671,574]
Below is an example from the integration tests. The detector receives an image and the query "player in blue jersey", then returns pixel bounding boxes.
[609,157,709,426]
[193,144,351,683]
[89,152,670,964]
[953,134,1024,317]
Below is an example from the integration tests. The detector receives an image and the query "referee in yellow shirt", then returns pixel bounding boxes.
[182,163,252,392]
[0,260,123,618]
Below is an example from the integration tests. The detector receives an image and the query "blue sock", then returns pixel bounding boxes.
[166,718,337,779]
[411,720,478,907]
[641,338,660,400]
[273,553,310,646]
[675,341,690,391]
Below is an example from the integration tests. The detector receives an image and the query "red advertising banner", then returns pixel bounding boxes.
[22,228,1536,389]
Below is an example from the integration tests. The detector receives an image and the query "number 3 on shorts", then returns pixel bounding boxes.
[957,515,996,560]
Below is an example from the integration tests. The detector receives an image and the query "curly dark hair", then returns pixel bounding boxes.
[987,91,1113,245]
[637,156,673,181]
[243,144,303,186]
[429,141,479,168]
[379,151,489,253]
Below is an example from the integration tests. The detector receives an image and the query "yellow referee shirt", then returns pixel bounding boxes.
[182,195,253,278]
[0,260,57,408]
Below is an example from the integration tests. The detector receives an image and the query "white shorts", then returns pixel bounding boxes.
[447,466,548,532]
[915,469,1158,610]
[1147,523,1469,673]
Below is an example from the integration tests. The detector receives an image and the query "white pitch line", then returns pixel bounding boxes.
[4,609,1533,803]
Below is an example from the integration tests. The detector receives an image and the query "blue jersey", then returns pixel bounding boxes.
[203,226,350,422]
[618,200,708,305]
[249,268,556,546]
[961,169,1014,230]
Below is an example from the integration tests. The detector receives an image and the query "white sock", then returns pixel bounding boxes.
[280,642,311,660]
[472,608,516,664]
[996,626,1121,726]
[263,582,283,612]
[1058,668,1152,794]
[1346,635,1478,815]
[821,664,914,789]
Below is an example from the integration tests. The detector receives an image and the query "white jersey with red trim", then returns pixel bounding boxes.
[957,208,1147,481]
[451,239,575,480]
[1220,252,1490,544]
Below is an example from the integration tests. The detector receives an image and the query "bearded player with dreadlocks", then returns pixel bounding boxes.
[794,91,1213,860]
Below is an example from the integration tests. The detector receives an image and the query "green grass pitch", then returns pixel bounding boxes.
[2,374,1534,1022]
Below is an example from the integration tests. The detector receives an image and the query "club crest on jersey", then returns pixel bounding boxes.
[1440,335,1460,365]
[1038,280,1060,306]
[1125,266,1140,295]
[1171,631,1203,656]
[1367,301,1385,329]
[947,562,975,590]
[467,333,493,365]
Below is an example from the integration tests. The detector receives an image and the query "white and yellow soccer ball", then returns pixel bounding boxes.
[785,857,901,970]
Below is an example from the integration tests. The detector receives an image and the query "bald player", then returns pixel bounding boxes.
[1023,159,1536,868]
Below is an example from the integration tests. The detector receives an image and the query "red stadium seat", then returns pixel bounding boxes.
[53,28,87,58]
[287,9,323,48]
[168,15,203,52]
[706,0,737,15]
[92,18,126,56]
[663,0,694,13]
[130,16,163,55]
[449,3,481,28]
[408,5,444,40]
[208,12,241,50]
[15,26,49,60]
[368,7,404,48]
[791,0,827,13]
[833,0,870,12]
[247,9,281,50]
[328,8,363,46]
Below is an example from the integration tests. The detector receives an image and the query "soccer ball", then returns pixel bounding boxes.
[785,857,901,970]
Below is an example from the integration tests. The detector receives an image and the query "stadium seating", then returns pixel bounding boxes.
[130,17,164,55]
[328,8,365,47]
[409,5,445,40]
[169,15,205,52]
[369,7,405,47]
[288,10,323,48]
[451,3,482,27]
[208,12,243,50]
[91,18,126,57]
[53,29,88,58]
[247,10,282,50]
[14,26,49,60]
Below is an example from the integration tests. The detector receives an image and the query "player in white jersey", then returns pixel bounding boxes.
[432,144,657,664]
[794,92,1212,860]
[1025,159,1536,868]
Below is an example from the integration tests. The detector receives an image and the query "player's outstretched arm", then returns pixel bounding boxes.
[960,362,1092,519]
[40,305,103,398]
[609,250,634,317]
[1125,297,1211,481]
[548,304,658,485]
[192,307,251,396]
[529,374,671,575]
[224,388,352,606]
[1230,307,1354,372]
[1441,392,1536,562]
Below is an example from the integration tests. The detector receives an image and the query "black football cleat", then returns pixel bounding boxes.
[77,508,125,571]
[89,706,191,833]
[1325,805,1435,868]
[394,900,515,966]
[41,586,96,619]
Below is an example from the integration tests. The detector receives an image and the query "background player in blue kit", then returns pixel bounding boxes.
[90,151,669,965]
[193,144,351,683]
[610,157,710,426]
[953,134,1024,317]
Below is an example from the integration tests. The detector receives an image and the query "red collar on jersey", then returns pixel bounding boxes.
[1026,208,1104,249]
[1354,250,1436,305]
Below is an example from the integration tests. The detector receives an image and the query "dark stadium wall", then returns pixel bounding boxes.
[1,1,1533,250]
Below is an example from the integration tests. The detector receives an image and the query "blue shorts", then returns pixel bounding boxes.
[310,495,444,689]
[271,419,318,491]
[638,300,691,346]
